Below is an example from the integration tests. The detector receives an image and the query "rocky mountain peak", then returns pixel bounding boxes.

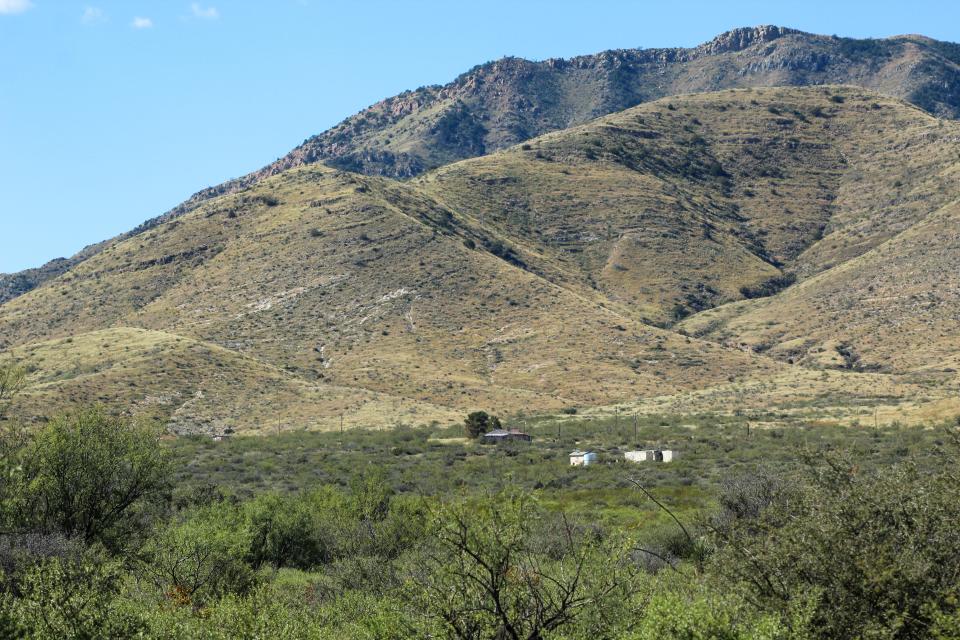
[695,25,802,56]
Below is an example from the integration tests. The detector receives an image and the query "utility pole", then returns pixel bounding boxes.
[633,413,639,444]
[340,413,343,434]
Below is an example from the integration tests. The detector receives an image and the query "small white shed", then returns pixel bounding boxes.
[570,450,598,466]
[625,449,677,463]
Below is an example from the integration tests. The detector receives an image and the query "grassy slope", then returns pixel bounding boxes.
[5,327,459,433]
[674,89,960,376]
[419,87,960,324]
[4,86,960,431]
[680,197,960,373]
[0,163,776,431]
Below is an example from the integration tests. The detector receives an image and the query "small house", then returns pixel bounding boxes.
[569,450,598,466]
[624,449,677,463]
[482,428,532,443]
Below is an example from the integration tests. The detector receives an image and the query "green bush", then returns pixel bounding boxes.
[407,493,637,639]
[16,406,170,551]
[138,503,256,607]
[244,492,333,570]
[5,553,145,639]
[709,451,960,638]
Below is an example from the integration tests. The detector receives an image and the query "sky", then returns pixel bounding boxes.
[2,0,960,273]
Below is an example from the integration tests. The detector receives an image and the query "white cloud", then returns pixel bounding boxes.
[81,6,105,25]
[131,16,153,29]
[0,0,33,15]
[190,3,218,19]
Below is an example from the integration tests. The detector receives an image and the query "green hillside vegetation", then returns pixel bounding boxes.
[0,394,958,639]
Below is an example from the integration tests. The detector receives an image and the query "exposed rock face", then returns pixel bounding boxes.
[175,26,960,200]
[694,25,798,56]
[7,25,960,304]
[0,258,74,305]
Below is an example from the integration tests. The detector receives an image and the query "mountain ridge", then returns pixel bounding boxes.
[6,25,960,304]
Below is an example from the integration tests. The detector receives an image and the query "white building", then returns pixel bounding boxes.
[570,450,598,466]
[624,449,677,463]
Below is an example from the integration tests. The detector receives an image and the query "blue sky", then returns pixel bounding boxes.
[2,0,959,273]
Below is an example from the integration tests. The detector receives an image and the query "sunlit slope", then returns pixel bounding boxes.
[0,164,776,426]
[5,86,960,430]
[4,327,458,433]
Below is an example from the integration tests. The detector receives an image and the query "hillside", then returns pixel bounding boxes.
[0,158,778,431]
[419,86,960,325]
[6,327,457,434]
[4,85,960,431]
[7,25,960,304]
[679,196,960,374]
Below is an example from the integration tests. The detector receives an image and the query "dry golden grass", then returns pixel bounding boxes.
[3,327,458,433]
[585,367,960,427]
[4,86,960,432]
[0,163,774,432]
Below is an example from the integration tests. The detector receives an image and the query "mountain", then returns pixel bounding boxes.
[3,84,960,431]
[0,155,776,430]
[186,25,960,188]
[7,25,960,304]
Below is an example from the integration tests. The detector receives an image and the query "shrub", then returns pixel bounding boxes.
[6,553,146,639]
[709,450,960,638]
[243,493,331,570]
[17,406,170,551]
[139,503,257,607]
[255,195,281,207]
[483,239,526,268]
[739,273,796,299]
[408,493,636,639]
